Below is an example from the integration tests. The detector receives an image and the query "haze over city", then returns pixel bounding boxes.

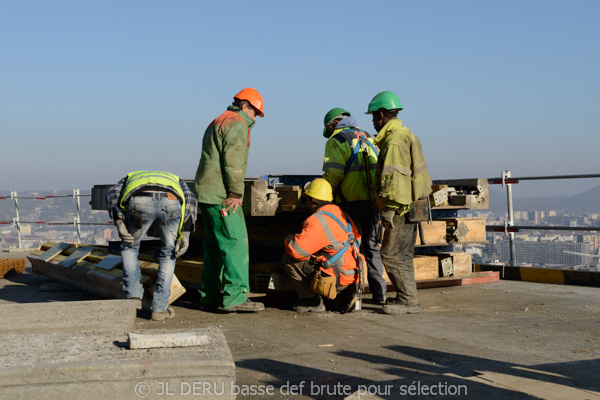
[1,1,598,197]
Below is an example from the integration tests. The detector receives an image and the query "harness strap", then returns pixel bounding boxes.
[315,210,361,285]
[343,129,379,174]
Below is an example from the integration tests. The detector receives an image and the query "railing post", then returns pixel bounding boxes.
[74,189,81,246]
[11,191,22,249]
[502,170,517,266]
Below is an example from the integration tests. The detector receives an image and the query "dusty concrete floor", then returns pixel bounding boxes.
[2,252,600,399]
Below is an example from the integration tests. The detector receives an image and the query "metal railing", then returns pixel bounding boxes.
[487,171,600,266]
[0,190,113,248]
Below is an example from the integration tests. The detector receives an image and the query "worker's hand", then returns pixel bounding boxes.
[115,219,134,244]
[222,197,242,214]
[375,195,386,212]
[174,231,190,258]
[381,210,396,230]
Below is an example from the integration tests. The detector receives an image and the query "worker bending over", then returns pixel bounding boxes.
[283,178,365,313]
[321,108,387,305]
[107,170,197,321]
[367,91,432,315]
[193,88,265,313]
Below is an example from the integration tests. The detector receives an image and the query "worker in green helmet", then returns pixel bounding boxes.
[366,91,432,315]
[321,107,387,305]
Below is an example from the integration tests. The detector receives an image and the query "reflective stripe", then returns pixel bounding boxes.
[314,214,344,250]
[127,172,179,186]
[413,163,427,176]
[288,239,312,258]
[382,165,412,176]
[346,163,377,173]
[323,162,346,171]
[340,269,355,275]
[333,129,356,145]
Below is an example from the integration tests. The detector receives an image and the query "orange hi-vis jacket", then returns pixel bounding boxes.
[284,204,364,286]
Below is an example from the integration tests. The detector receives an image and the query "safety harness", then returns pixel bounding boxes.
[343,129,379,174]
[314,210,363,288]
[336,128,378,205]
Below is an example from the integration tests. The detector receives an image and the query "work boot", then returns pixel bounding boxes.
[293,296,325,313]
[382,299,421,315]
[151,307,175,321]
[224,299,265,313]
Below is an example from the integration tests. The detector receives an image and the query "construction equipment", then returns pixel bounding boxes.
[89,175,493,292]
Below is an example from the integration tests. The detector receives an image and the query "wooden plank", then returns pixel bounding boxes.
[416,271,499,288]
[29,255,126,299]
[57,247,95,268]
[430,252,473,276]
[95,254,122,270]
[414,255,439,280]
[168,275,187,303]
[38,242,71,261]
[416,220,447,245]
[438,217,487,243]
[175,260,203,284]
[380,256,439,283]
[30,243,185,304]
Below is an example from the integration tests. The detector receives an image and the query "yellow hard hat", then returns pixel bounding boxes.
[305,178,333,202]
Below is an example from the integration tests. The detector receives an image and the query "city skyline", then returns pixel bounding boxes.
[1,1,599,196]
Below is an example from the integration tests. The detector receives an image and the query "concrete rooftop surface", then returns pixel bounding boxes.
[1,251,600,399]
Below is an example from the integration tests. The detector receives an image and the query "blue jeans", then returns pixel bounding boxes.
[120,196,181,313]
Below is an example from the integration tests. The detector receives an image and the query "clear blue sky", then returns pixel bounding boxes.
[1,0,599,197]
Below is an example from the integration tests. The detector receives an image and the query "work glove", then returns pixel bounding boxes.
[381,210,396,230]
[174,231,190,258]
[115,219,134,244]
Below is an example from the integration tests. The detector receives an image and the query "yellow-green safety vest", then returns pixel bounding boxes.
[119,170,186,239]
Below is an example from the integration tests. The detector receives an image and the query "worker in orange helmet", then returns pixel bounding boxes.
[193,88,265,313]
[283,178,365,313]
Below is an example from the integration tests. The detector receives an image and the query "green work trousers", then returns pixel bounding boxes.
[198,203,249,309]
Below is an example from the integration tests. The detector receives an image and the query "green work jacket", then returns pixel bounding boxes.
[373,118,432,212]
[194,105,255,204]
[322,127,378,203]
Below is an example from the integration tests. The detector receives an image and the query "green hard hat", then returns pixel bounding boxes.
[322,107,351,138]
[366,91,403,114]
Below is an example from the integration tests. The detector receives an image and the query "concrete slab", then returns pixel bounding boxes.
[0,327,235,400]
[0,299,137,334]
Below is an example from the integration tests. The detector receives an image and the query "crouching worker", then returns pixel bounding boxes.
[283,178,365,313]
[106,171,197,321]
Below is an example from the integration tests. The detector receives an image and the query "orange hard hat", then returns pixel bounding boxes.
[234,88,264,117]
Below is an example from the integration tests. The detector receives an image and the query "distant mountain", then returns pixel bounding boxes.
[489,184,600,214]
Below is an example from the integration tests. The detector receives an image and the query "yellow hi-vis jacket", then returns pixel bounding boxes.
[322,127,378,203]
[373,118,432,213]
[119,170,186,239]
